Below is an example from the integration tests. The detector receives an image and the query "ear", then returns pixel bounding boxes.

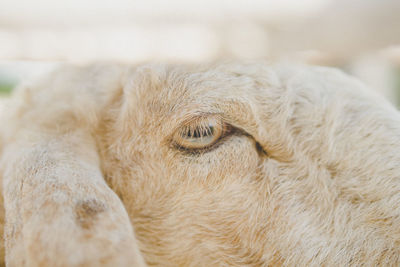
[0,65,146,266]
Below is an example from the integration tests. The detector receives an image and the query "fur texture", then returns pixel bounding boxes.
[0,62,399,266]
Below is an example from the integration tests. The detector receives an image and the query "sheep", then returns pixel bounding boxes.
[0,62,399,266]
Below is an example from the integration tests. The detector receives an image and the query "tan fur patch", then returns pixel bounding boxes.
[75,199,107,229]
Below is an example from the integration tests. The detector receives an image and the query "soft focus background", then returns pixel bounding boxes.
[1,0,400,110]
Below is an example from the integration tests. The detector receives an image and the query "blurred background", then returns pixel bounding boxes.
[1,0,400,109]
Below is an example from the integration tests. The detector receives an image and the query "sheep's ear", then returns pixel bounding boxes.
[0,65,146,266]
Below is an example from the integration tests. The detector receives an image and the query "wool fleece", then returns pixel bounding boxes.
[0,62,399,266]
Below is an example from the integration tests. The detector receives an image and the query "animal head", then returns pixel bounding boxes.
[1,62,399,266]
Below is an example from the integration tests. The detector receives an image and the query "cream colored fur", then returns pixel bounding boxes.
[0,62,399,266]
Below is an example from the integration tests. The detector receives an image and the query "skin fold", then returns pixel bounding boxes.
[0,62,399,266]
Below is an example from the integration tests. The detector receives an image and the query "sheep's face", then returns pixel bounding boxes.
[97,64,400,266]
[4,63,399,266]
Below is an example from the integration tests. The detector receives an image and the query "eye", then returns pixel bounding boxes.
[173,116,225,150]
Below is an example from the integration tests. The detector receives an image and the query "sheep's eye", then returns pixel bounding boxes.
[173,117,224,150]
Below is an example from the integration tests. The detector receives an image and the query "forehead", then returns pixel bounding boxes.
[120,64,257,130]
[123,64,251,102]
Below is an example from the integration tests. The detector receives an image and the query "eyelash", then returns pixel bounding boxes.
[180,124,217,139]
[174,124,234,154]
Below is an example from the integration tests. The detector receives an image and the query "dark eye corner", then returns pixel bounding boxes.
[255,141,268,157]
